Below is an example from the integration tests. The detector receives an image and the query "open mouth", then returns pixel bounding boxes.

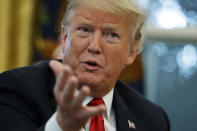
[86,61,98,66]
[82,60,101,70]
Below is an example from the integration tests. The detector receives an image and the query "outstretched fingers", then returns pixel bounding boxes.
[71,86,90,109]
[84,104,107,118]
[50,60,107,130]
[60,76,78,106]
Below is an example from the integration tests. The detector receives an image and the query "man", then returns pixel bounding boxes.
[0,0,170,131]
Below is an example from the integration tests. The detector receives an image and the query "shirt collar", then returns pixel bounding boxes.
[76,88,114,120]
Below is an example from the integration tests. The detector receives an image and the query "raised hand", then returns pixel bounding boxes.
[49,60,106,131]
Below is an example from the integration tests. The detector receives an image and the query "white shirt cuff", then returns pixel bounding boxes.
[45,112,62,131]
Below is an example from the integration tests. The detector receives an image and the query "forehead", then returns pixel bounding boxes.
[69,6,131,32]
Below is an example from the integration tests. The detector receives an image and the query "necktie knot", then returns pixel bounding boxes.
[88,98,105,106]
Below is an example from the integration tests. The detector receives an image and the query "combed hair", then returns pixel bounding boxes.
[61,0,145,53]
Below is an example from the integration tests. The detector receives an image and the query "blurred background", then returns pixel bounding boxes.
[0,0,197,130]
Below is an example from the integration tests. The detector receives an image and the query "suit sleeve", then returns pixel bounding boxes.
[0,71,46,131]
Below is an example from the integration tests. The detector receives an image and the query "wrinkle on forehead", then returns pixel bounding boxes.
[74,5,126,22]
[72,7,131,32]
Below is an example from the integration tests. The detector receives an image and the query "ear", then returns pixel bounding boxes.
[125,43,139,67]
[61,28,68,53]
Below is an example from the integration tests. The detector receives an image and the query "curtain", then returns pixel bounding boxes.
[0,0,36,73]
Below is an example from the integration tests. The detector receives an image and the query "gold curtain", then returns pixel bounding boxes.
[0,0,36,73]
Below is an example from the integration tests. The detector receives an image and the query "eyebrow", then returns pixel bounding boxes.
[77,18,93,27]
[103,24,130,39]
[76,18,123,33]
[102,24,122,32]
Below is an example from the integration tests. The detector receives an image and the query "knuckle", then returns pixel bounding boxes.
[64,65,72,72]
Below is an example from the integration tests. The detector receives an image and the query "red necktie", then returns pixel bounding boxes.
[88,98,105,131]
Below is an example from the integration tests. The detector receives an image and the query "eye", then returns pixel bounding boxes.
[78,26,89,32]
[76,26,91,37]
[109,32,118,38]
[105,32,119,38]
[104,32,119,43]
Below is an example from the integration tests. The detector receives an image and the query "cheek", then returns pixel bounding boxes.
[104,45,128,74]
[64,37,88,66]
[106,45,128,64]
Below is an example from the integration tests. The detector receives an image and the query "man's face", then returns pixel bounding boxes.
[62,6,137,97]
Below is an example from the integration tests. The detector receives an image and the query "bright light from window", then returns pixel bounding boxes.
[152,42,168,57]
[156,8,187,29]
[176,44,197,77]
[153,0,187,29]
[179,45,197,69]
[161,55,177,73]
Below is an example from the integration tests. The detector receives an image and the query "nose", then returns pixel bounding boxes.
[87,31,102,55]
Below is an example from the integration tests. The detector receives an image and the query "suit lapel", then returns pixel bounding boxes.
[47,64,57,112]
[113,85,137,131]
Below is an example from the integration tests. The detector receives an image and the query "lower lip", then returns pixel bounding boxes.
[82,63,100,71]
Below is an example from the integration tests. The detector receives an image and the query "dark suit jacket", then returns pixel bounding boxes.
[0,61,170,131]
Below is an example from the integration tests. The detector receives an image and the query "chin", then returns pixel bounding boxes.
[79,78,111,98]
[77,71,101,86]
[78,76,100,88]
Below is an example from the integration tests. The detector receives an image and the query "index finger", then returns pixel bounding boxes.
[49,60,65,76]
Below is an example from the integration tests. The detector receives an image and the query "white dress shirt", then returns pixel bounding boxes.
[45,88,116,131]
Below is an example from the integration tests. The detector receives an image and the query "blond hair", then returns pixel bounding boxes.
[61,0,145,53]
